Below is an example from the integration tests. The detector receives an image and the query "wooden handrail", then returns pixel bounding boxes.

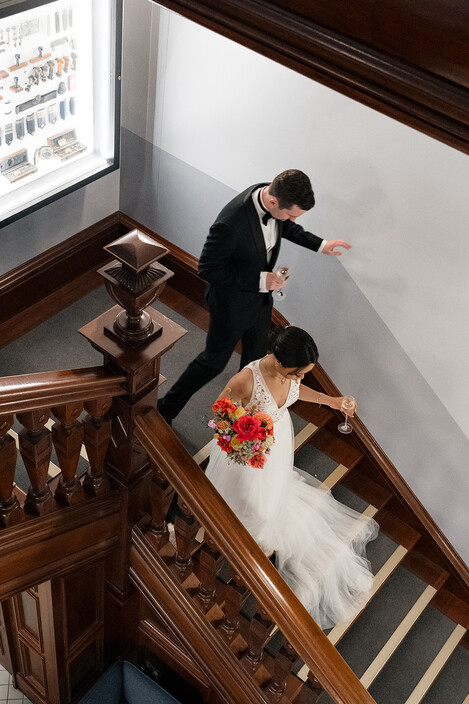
[0,367,127,414]
[135,407,377,704]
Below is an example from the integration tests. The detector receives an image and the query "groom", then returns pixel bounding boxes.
[157,169,350,425]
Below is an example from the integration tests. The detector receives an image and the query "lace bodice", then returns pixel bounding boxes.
[246,359,300,423]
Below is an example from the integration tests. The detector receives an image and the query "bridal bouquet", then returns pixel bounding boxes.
[208,397,275,469]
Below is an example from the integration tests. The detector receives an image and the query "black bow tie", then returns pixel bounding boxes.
[258,188,273,226]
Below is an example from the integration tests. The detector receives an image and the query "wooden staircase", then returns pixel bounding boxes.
[0,230,468,704]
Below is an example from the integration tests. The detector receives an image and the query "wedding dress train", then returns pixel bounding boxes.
[205,360,378,629]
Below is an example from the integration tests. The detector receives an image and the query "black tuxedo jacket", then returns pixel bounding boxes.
[198,183,323,327]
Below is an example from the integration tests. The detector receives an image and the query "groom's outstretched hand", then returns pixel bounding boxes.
[322,240,351,256]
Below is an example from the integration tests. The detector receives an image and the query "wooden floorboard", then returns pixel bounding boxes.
[341,469,392,512]
[306,426,363,469]
[401,550,450,591]
[374,509,421,551]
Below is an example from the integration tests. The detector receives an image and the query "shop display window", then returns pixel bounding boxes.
[0,0,121,225]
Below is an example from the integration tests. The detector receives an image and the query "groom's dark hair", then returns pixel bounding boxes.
[269,170,315,210]
[268,326,319,368]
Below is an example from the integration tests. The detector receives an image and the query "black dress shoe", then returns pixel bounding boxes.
[157,398,173,427]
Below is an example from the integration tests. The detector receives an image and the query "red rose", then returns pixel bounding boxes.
[217,436,233,454]
[212,397,237,415]
[248,453,267,469]
[233,414,262,441]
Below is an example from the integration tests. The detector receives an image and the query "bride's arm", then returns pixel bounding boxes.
[216,369,254,406]
[298,385,356,416]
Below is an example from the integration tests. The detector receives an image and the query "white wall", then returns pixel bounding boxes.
[121,1,469,563]
[150,9,469,439]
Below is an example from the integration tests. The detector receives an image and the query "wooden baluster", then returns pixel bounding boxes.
[148,463,175,549]
[242,605,274,675]
[293,672,323,703]
[17,409,55,516]
[264,639,300,702]
[82,398,112,497]
[196,534,223,611]
[0,414,20,527]
[219,570,247,644]
[173,497,200,579]
[51,402,85,505]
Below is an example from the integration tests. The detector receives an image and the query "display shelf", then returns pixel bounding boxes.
[0,0,121,225]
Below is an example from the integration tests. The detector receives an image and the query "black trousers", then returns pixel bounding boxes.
[158,292,272,421]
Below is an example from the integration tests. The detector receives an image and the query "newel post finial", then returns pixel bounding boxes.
[98,229,174,348]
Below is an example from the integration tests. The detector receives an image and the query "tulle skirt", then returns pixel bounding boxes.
[205,409,378,629]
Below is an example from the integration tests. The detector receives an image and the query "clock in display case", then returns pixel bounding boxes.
[0,0,121,226]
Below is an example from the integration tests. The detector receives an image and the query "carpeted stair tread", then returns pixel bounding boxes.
[294,442,338,482]
[367,606,460,704]
[290,411,310,435]
[366,531,399,575]
[420,646,469,704]
[335,566,429,678]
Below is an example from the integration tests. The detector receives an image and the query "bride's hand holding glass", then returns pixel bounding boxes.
[337,396,356,434]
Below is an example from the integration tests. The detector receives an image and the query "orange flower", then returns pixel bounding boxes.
[248,453,267,469]
[217,436,233,454]
[217,420,231,431]
[213,397,237,415]
[253,412,274,433]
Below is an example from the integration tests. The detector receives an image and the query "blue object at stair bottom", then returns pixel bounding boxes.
[77,659,182,704]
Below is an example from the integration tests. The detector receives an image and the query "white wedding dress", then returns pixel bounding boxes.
[205,360,378,629]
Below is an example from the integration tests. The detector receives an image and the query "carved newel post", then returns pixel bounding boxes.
[99,230,173,348]
[79,229,187,597]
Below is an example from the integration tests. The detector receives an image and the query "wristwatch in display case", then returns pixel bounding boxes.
[0,0,121,225]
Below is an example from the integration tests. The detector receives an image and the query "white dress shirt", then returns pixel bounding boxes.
[252,187,326,292]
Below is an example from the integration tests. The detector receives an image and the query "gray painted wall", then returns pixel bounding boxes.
[0,170,120,276]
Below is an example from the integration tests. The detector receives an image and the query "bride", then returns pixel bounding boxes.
[205,325,378,629]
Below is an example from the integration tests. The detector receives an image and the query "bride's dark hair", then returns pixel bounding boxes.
[268,325,319,368]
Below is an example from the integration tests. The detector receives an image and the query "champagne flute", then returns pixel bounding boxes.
[338,396,356,434]
[272,265,290,300]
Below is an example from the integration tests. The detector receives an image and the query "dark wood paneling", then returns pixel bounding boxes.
[0,496,121,601]
[152,0,469,154]
[12,582,61,704]
[139,604,211,701]
[271,0,469,87]
[52,562,106,702]
[0,602,13,675]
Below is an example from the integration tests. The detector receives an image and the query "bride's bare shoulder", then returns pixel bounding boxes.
[218,368,254,403]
